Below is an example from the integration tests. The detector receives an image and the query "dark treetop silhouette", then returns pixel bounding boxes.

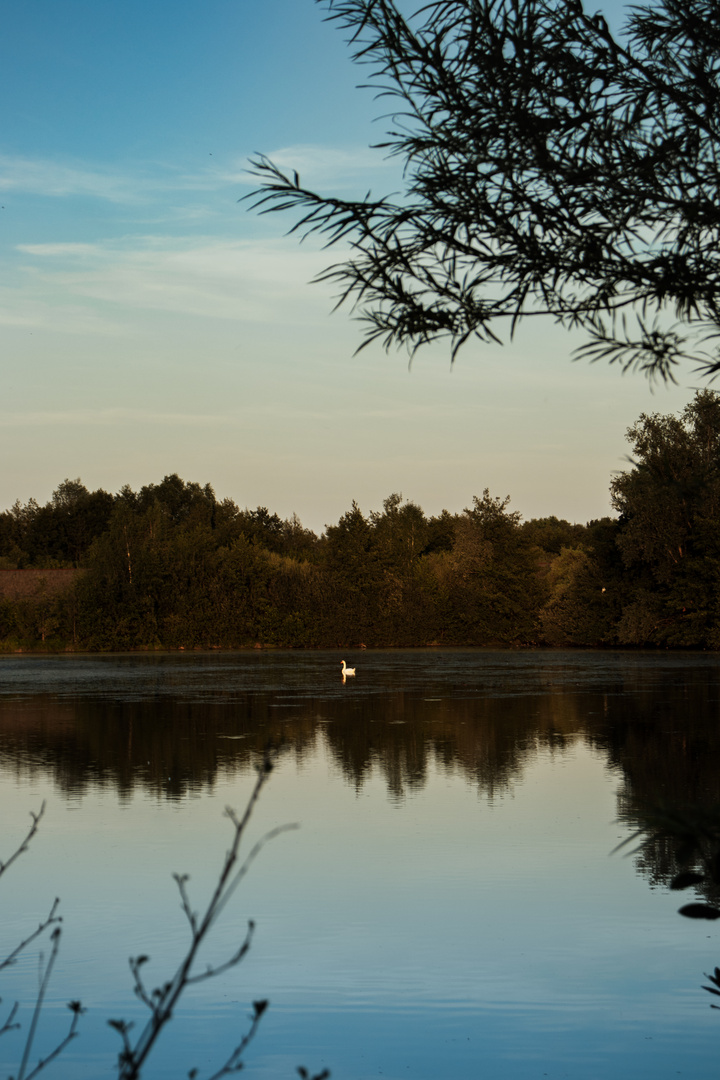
[248,0,720,381]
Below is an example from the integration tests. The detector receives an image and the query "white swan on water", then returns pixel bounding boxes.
[341,660,356,676]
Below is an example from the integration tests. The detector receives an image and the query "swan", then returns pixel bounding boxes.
[341,660,356,676]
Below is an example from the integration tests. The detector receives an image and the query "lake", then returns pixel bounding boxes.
[0,649,719,1079]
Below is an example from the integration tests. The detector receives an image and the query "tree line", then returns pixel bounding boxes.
[2,392,720,651]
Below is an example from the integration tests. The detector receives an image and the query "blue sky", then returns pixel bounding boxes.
[1,0,695,532]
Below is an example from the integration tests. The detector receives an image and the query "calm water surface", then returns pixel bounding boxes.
[0,649,719,1079]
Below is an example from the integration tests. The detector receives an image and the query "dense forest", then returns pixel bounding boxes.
[2,392,720,652]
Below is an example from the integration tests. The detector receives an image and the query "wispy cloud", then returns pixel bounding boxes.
[0,155,152,203]
[0,292,130,336]
[231,143,398,191]
[0,407,236,428]
[0,399,445,430]
[2,234,341,334]
[0,147,390,339]
[0,154,248,204]
[0,145,395,206]
[16,243,103,258]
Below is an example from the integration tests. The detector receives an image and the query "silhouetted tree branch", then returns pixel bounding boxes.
[111,749,299,1080]
[1,756,330,1079]
[0,804,83,1080]
[17,935,84,1080]
[0,802,46,886]
[248,0,720,380]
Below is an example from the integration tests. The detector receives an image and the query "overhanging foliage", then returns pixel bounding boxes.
[248,0,720,380]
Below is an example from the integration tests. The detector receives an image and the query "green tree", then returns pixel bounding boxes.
[369,495,436,643]
[77,501,166,649]
[321,495,439,645]
[538,543,620,645]
[31,480,114,567]
[0,481,114,568]
[135,474,217,529]
[521,516,589,556]
[0,499,36,567]
[250,0,720,380]
[371,494,429,574]
[434,490,543,643]
[237,506,285,551]
[322,502,377,643]
[611,390,720,645]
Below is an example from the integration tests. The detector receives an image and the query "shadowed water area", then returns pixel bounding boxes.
[0,649,719,1079]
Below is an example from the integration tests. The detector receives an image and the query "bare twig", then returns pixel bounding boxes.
[0,809,84,1078]
[0,899,62,974]
[112,749,297,1080]
[203,998,268,1080]
[183,920,255,987]
[0,1001,20,1038]
[1,763,305,1080]
[14,927,84,1080]
[22,1001,84,1080]
[17,929,62,1080]
[0,804,46,884]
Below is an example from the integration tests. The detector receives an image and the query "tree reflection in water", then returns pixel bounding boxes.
[1,651,719,872]
[1,650,720,1077]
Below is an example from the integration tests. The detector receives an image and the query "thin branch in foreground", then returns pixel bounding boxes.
[1,805,63,991]
[0,899,62,975]
[0,1001,20,1039]
[203,998,269,1080]
[111,749,298,1080]
[22,1001,84,1080]
[1,806,83,1079]
[15,928,84,1080]
[0,804,46,884]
